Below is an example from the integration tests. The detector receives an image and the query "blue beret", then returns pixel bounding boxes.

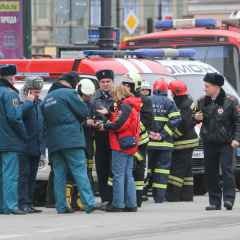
[0,64,17,76]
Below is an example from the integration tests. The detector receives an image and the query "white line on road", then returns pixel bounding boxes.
[0,234,27,239]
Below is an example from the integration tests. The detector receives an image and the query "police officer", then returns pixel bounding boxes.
[195,73,240,211]
[18,77,45,213]
[42,72,96,214]
[0,65,34,215]
[167,80,199,202]
[92,70,114,206]
[148,80,181,203]
[122,72,153,207]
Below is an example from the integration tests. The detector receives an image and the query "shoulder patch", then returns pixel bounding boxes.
[12,98,19,106]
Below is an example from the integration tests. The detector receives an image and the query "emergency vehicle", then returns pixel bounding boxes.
[1,48,238,201]
[120,18,240,95]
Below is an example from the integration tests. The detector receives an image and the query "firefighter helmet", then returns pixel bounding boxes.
[141,81,151,91]
[168,80,188,96]
[153,80,168,93]
[78,78,96,96]
[122,71,142,93]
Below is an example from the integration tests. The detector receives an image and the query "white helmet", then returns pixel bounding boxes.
[78,78,96,96]
[141,81,151,90]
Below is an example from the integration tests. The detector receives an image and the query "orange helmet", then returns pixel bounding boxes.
[153,80,168,93]
[168,80,188,96]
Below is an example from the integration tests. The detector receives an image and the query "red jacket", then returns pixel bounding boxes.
[105,96,142,155]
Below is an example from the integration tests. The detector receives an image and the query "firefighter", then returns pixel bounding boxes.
[148,80,181,203]
[42,72,96,214]
[195,73,240,211]
[18,76,45,213]
[167,80,199,202]
[140,81,152,97]
[0,65,34,214]
[122,72,153,207]
[92,70,114,207]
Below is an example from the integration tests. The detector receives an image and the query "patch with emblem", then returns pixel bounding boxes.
[12,98,19,106]
[218,108,224,114]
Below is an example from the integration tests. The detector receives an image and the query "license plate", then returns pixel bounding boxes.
[192,150,204,159]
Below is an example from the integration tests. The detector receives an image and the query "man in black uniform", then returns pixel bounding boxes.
[167,80,199,202]
[92,70,114,206]
[195,72,240,210]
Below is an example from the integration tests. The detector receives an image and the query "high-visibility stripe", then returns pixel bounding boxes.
[174,138,199,146]
[147,169,152,174]
[183,182,194,186]
[154,168,170,174]
[139,137,149,145]
[184,177,194,181]
[168,111,181,119]
[148,141,174,148]
[154,116,169,122]
[108,177,113,186]
[175,143,199,150]
[134,152,144,161]
[163,125,173,136]
[136,186,144,190]
[174,128,183,137]
[168,175,184,183]
[152,183,167,189]
[135,181,144,186]
[168,180,183,188]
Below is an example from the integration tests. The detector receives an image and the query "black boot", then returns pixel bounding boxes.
[224,201,233,210]
[205,205,221,211]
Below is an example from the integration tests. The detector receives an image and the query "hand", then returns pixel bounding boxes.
[149,131,161,140]
[231,140,240,149]
[26,91,35,102]
[195,112,203,121]
[96,107,108,115]
[97,123,104,131]
[86,119,95,126]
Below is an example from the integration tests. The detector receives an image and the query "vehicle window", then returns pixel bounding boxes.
[174,74,240,102]
[114,73,176,86]
[179,45,240,91]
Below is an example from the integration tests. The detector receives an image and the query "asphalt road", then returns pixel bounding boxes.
[1,196,240,240]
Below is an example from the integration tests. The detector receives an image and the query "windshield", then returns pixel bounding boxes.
[114,73,176,86]
[173,74,240,102]
[178,45,240,92]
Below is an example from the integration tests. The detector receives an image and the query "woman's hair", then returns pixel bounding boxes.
[112,84,133,102]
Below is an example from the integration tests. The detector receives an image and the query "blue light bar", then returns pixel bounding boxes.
[132,48,196,58]
[155,19,173,29]
[195,18,217,28]
[84,50,116,57]
[155,18,217,30]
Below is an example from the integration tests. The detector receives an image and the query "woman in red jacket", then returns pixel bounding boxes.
[97,85,142,212]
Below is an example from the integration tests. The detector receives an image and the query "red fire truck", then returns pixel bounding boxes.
[120,18,240,95]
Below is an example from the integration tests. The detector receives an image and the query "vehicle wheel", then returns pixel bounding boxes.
[194,174,208,195]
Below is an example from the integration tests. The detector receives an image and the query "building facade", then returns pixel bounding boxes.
[32,0,188,55]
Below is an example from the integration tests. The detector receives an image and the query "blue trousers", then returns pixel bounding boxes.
[50,148,95,213]
[112,151,137,209]
[148,150,172,203]
[0,152,19,213]
[18,154,40,209]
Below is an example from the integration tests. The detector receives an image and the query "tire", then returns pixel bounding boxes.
[194,174,208,195]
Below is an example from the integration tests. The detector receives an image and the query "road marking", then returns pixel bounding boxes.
[0,234,26,239]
